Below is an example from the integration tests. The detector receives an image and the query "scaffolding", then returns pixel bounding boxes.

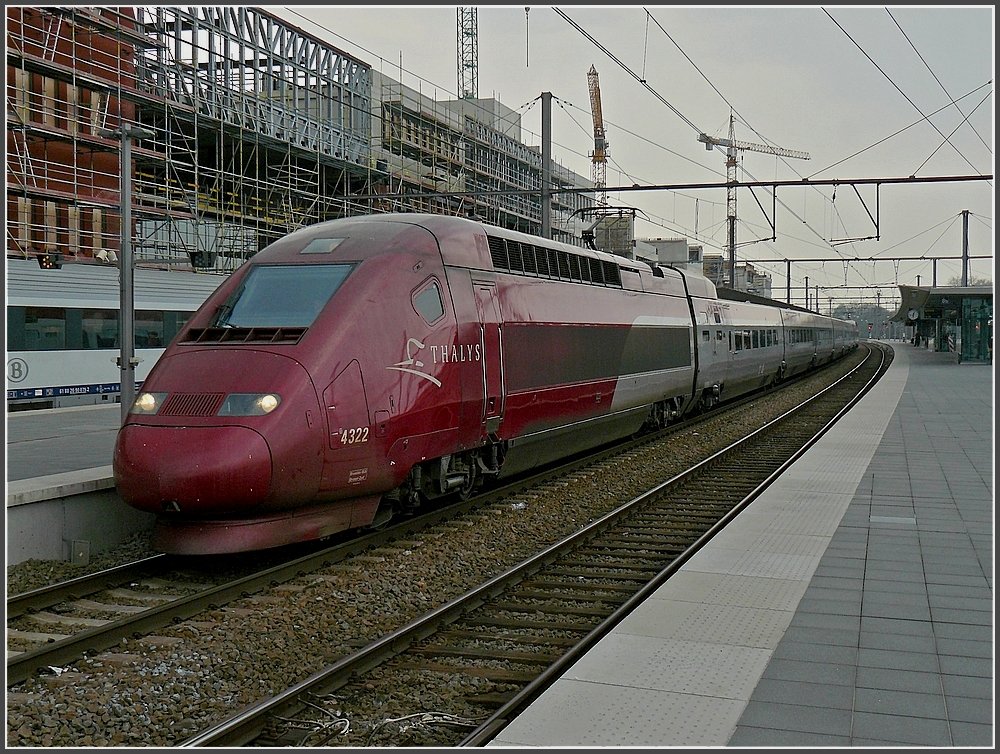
[369,68,592,240]
[7,7,595,272]
[7,6,377,270]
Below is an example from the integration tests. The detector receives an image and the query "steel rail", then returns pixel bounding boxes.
[181,345,885,747]
[460,343,889,745]
[7,554,170,619]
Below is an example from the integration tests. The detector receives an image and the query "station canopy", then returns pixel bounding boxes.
[890,285,993,323]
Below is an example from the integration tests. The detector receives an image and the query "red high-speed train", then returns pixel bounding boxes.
[113,213,857,554]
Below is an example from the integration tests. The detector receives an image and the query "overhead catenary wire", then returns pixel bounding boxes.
[287,7,989,295]
[886,8,992,156]
[909,91,993,177]
[624,8,863,268]
[822,7,985,177]
[805,81,993,178]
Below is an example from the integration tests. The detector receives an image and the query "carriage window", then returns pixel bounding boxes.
[413,280,445,324]
[136,310,165,348]
[702,330,710,342]
[752,330,759,349]
[24,307,66,351]
[83,309,118,349]
[717,330,724,341]
[215,263,354,328]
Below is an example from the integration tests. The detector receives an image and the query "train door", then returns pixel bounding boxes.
[474,282,504,435]
[713,303,731,386]
[708,303,726,361]
[696,301,728,404]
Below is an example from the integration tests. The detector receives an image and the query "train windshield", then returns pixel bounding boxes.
[213,263,354,328]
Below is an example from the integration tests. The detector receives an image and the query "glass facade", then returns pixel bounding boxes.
[960,296,993,363]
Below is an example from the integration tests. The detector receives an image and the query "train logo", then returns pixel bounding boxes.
[7,358,29,383]
[386,337,442,387]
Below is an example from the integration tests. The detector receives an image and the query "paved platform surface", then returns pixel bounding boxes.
[489,342,993,748]
[7,403,120,482]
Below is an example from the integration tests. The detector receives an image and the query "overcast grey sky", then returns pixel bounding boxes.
[271,4,994,309]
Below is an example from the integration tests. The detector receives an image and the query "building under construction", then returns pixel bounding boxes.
[6,6,594,272]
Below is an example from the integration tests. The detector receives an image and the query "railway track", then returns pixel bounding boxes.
[7,347,880,748]
[7,350,860,689]
[177,343,889,747]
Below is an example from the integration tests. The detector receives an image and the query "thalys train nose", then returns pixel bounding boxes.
[114,425,271,513]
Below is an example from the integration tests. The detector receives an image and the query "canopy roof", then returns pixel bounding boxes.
[890,285,993,322]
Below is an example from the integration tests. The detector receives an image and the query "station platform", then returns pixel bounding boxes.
[5,404,146,565]
[489,342,994,747]
[6,402,120,482]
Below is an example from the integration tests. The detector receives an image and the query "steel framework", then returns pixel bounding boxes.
[6,6,377,270]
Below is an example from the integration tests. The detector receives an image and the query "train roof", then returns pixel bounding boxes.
[367,212,695,286]
[5,258,228,310]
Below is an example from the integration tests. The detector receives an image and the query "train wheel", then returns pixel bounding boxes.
[456,458,478,501]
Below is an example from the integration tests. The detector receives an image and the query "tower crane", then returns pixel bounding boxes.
[457,7,478,99]
[698,114,809,289]
[587,64,608,206]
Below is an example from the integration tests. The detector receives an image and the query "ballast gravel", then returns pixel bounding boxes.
[6,350,869,747]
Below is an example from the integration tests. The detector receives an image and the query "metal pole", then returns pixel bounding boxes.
[120,130,135,424]
[541,92,551,239]
[961,209,969,285]
[785,260,791,304]
[102,123,154,424]
[804,275,809,309]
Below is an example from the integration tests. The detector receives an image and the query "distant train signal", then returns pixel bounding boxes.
[189,251,217,269]
[37,252,62,270]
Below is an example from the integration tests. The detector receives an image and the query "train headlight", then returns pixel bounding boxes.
[217,393,281,416]
[131,392,167,415]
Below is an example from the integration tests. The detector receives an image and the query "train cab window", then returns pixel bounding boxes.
[717,330,724,341]
[702,330,710,342]
[215,263,354,328]
[413,280,445,324]
[24,306,66,351]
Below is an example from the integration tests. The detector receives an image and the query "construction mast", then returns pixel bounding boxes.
[587,64,608,206]
[698,114,809,289]
[457,7,478,99]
